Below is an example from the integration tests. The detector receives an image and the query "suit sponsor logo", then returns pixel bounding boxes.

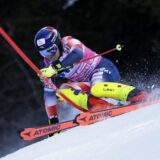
[103,88,114,92]
[34,124,61,136]
[89,110,112,121]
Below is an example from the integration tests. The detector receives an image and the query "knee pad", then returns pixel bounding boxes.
[91,82,135,101]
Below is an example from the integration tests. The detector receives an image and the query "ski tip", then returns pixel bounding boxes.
[18,129,25,139]
[18,128,35,141]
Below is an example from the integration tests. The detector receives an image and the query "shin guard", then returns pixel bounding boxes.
[91,82,135,101]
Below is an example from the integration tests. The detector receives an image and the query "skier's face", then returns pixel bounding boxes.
[49,48,60,61]
[39,44,59,59]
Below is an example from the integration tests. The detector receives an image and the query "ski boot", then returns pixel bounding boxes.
[48,115,59,137]
[127,89,148,103]
[88,96,115,112]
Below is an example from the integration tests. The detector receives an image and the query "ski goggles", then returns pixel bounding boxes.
[39,44,58,58]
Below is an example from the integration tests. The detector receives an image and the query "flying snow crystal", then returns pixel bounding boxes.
[63,0,79,9]
[151,85,155,89]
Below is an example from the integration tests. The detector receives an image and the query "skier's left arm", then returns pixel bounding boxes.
[61,47,83,66]
[40,49,83,77]
[60,38,84,66]
[40,38,84,78]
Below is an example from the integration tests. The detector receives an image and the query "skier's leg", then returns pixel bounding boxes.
[127,88,148,102]
[90,67,148,102]
[57,88,89,111]
[44,90,59,121]
[58,82,115,111]
[91,82,135,101]
[44,87,59,137]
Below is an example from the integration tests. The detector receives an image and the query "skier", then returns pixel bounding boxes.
[34,26,147,127]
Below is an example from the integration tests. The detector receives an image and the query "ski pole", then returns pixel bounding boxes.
[0,27,87,112]
[57,44,123,72]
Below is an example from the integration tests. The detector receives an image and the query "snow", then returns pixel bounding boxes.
[1,102,160,160]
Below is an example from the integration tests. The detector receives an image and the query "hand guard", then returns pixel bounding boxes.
[40,66,57,78]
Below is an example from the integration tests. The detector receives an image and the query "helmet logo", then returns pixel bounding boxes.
[37,38,45,46]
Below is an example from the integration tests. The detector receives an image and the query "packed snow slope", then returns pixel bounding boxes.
[1,102,160,160]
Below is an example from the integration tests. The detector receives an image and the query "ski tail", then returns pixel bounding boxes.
[20,121,78,140]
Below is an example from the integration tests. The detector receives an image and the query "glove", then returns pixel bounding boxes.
[40,66,57,78]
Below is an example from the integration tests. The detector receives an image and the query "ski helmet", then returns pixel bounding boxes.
[34,26,61,58]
